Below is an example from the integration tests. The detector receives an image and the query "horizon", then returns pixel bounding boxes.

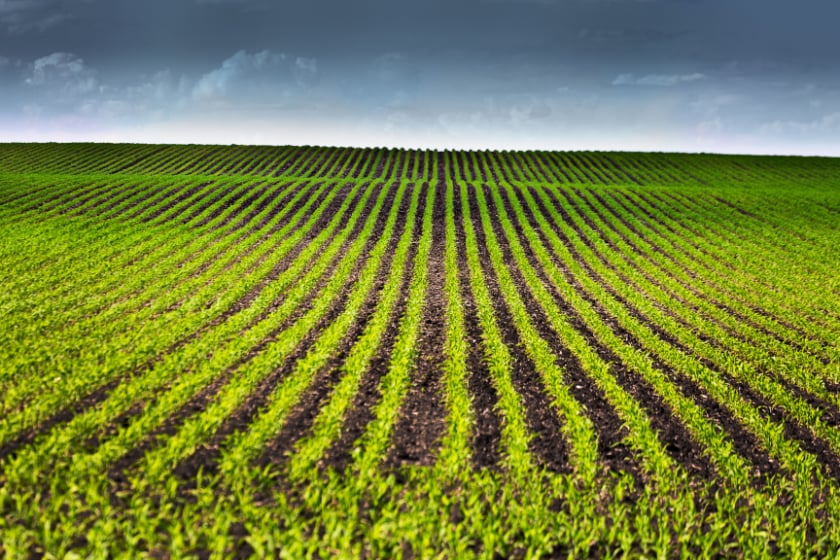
[2,1,839,156]
[3,140,838,160]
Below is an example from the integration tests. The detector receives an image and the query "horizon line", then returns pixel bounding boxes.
[1,140,837,160]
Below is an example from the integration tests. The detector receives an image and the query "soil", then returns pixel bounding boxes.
[165,182,400,482]
[386,180,448,468]
[451,188,504,469]
[258,182,417,469]
[60,181,125,214]
[464,183,571,473]
[498,184,714,481]
[311,186,426,471]
[534,185,838,482]
[8,148,838,516]
[536,186,781,471]
[142,183,212,223]
[2,182,370,469]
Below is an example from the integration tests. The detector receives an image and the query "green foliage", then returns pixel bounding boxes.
[1,144,839,558]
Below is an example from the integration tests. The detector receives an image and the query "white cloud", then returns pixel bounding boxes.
[193,50,282,99]
[79,70,190,120]
[192,49,317,102]
[509,99,552,124]
[11,49,321,132]
[759,112,840,135]
[612,73,706,87]
[25,52,98,96]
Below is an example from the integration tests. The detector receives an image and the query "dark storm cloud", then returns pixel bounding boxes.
[1,0,839,153]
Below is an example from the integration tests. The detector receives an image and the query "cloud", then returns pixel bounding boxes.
[25,52,98,96]
[79,70,192,120]
[509,99,552,124]
[612,73,706,87]
[192,49,318,103]
[11,48,321,130]
[759,112,840,135]
[0,0,70,33]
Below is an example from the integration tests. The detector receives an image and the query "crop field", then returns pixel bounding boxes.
[1,143,839,558]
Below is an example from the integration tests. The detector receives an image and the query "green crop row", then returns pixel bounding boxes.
[1,144,839,558]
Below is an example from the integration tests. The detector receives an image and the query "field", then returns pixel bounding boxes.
[1,143,839,558]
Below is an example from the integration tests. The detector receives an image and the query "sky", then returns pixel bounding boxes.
[1,0,839,155]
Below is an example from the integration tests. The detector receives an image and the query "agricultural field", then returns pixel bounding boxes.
[1,143,839,558]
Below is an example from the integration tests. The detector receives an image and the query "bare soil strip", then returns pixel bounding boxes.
[0,182,367,464]
[317,198,429,472]
[164,182,400,481]
[498,184,714,480]
[532,185,782,482]
[208,184,271,231]
[464,183,571,473]
[141,183,213,223]
[581,190,840,416]
[86,183,156,218]
[582,188,828,363]
[58,181,128,215]
[386,182,448,468]
[258,184,417,470]
[452,182,504,469]
[569,187,840,482]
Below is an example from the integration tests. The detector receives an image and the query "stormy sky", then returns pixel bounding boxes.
[1,0,839,154]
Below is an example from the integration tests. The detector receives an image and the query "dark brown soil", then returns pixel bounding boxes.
[110,146,167,174]
[464,183,571,473]
[60,181,126,214]
[452,182,504,469]
[171,182,317,283]
[142,183,212,223]
[270,146,311,177]
[225,148,266,176]
[88,183,155,217]
[298,189,425,471]
[223,181,299,235]
[592,189,835,382]
[537,153,572,183]
[618,188,824,336]
[351,149,371,178]
[0,182,370,467]
[386,181,448,468]
[117,182,202,223]
[581,189,815,354]
[0,181,66,208]
[319,227,418,471]
[8,149,839,523]
[325,149,353,179]
[207,184,270,231]
[383,149,402,181]
[607,247,833,411]
[534,184,837,482]
[405,150,417,180]
[309,148,335,175]
[601,155,644,186]
[257,183,417,469]
[496,183,715,481]
[164,182,400,482]
[246,147,282,177]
